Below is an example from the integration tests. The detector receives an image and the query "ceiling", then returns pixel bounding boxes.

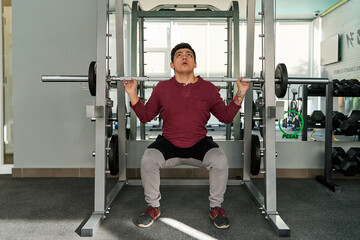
[118,0,342,19]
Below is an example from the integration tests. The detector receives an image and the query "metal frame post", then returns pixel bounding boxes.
[263,0,290,236]
[226,17,233,140]
[232,1,242,140]
[139,17,146,140]
[81,0,126,236]
[243,0,256,181]
[243,0,290,237]
[129,1,140,140]
[116,0,127,181]
[0,0,4,172]
[94,0,107,217]
[81,0,108,236]
[316,82,340,192]
[262,0,277,215]
[301,85,308,141]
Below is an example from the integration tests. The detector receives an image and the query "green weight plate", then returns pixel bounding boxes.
[88,61,97,96]
[251,134,261,175]
[109,135,119,176]
[275,63,288,98]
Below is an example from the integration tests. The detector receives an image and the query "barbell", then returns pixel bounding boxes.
[42,62,330,98]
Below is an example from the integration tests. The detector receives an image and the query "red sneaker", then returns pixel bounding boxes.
[209,207,229,229]
[136,206,161,228]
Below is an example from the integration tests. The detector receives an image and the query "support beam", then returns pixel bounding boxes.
[262,0,277,214]
[94,0,107,215]
[130,1,140,140]
[243,0,256,181]
[116,0,127,181]
[232,1,241,140]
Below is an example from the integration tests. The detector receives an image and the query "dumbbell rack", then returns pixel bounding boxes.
[302,83,360,192]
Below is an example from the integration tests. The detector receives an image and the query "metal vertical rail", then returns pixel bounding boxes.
[243,0,256,181]
[130,1,139,140]
[262,0,290,236]
[232,2,239,80]
[316,82,340,192]
[226,17,233,140]
[139,17,146,140]
[0,0,4,171]
[262,0,277,214]
[116,0,127,181]
[94,0,107,217]
[81,0,108,236]
[81,2,127,237]
[325,82,334,182]
[301,85,308,141]
[232,1,241,140]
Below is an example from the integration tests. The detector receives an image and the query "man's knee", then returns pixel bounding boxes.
[141,149,164,171]
[203,148,229,170]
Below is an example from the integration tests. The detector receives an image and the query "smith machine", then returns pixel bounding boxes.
[42,0,331,237]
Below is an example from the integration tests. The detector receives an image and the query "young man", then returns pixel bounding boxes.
[123,42,249,229]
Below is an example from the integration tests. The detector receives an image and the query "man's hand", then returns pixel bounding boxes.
[236,77,250,96]
[123,78,140,106]
[123,78,138,95]
[233,77,250,106]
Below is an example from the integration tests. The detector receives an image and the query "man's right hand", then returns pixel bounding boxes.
[123,78,140,106]
[123,78,138,95]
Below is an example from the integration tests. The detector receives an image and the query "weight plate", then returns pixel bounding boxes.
[275,63,288,98]
[109,135,119,175]
[88,61,97,96]
[107,106,113,138]
[251,134,261,175]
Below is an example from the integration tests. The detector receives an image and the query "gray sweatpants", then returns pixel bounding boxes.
[140,147,229,208]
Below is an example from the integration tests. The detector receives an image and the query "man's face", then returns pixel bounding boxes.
[170,48,197,73]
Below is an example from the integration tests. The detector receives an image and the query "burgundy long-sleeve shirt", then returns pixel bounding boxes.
[131,76,241,148]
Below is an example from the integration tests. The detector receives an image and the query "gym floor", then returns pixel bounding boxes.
[1,175,360,239]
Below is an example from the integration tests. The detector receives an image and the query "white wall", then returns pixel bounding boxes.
[321,0,360,80]
[13,0,97,168]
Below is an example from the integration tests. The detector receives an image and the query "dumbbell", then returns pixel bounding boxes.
[340,110,360,136]
[333,79,341,95]
[340,79,351,96]
[332,147,347,172]
[332,147,359,176]
[333,79,351,96]
[333,111,347,129]
[308,84,326,95]
[308,110,325,127]
[340,147,359,176]
[348,79,360,95]
[346,148,360,174]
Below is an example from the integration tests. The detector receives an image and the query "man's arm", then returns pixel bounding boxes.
[210,77,249,123]
[123,78,160,123]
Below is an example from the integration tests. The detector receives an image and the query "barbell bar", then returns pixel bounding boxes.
[112,76,330,84]
[41,75,329,84]
[42,62,330,98]
[41,75,89,82]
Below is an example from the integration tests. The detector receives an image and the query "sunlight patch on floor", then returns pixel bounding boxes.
[159,217,217,240]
